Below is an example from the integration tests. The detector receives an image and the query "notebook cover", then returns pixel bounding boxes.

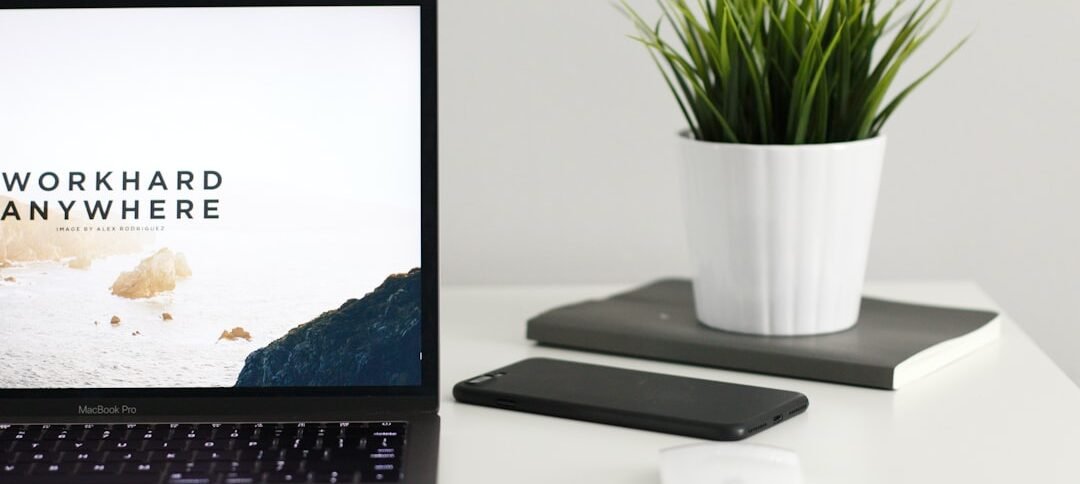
[526,279,1000,390]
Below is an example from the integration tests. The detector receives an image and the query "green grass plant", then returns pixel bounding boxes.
[621,0,966,144]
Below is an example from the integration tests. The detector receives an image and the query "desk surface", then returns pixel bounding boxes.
[436,281,1080,484]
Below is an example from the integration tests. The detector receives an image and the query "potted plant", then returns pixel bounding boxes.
[622,0,965,335]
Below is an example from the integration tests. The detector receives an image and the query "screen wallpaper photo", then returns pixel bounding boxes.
[0,6,423,389]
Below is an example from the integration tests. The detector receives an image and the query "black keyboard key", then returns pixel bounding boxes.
[219,460,258,474]
[193,449,236,462]
[234,449,273,463]
[145,439,185,451]
[176,425,214,441]
[221,427,251,441]
[135,426,168,441]
[175,460,216,474]
[221,473,260,484]
[8,477,160,484]
[370,435,402,449]
[337,423,371,437]
[57,451,100,463]
[369,463,398,473]
[239,427,261,440]
[0,463,29,476]
[279,449,318,462]
[78,462,121,474]
[311,471,358,483]
[262,425,289,439]
[265,459,303,474]
[265,471,308,482]
[195,439,233,451]
[13,452,54,464]
[122,462,166,474]
[308,458,362,473]
[149,450,195,462]
[367,452,398,462]
[83,426,121,441]
[28,462,74,475]
[9,441,51,452]
[361,468,399,482]
[55,440,95,452]
[328,448,370,463]
[103,450,145,463]
[278,423,303,435]
[39,427,71,441]
[305,449,332,462]
[2,430,29,444]
[371,423,405,433]
[14,426,44,442]
[256,449,287,462]
[166,471,214,484]
[332,437,367,451]
[106,440,137,451]
[238,440,267,450]
[286,436,322,450]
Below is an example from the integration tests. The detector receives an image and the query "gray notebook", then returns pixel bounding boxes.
[526,279,1001,390]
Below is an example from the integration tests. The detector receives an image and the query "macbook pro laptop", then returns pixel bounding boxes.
[0,1,439,482]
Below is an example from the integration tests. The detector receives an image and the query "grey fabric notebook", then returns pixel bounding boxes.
[526,279,1001,390]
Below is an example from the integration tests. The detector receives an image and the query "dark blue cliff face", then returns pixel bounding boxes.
[235,268,422,387]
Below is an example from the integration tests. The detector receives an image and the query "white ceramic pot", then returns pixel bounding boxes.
[679,134,886,336]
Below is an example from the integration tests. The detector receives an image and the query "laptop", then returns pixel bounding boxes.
[0,1,439,483]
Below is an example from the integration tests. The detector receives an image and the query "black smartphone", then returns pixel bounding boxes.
[453,357,808,441]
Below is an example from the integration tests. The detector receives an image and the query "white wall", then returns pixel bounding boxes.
[439,0,1080,385]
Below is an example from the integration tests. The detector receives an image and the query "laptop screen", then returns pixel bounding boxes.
[0,6,423,390]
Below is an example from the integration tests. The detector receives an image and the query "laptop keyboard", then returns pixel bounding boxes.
[0,422,406,483]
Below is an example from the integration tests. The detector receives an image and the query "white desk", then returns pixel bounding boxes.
[436,281,1080,484]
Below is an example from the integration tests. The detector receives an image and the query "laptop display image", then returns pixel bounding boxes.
[0,2,439,483]
[0,5,422,391]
